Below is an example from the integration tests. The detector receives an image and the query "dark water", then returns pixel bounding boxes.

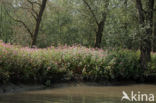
[0,84,156,103]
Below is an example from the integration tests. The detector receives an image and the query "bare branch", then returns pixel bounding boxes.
[27,0,41,7]
[31,11,37,20]
[82,0,99,25]
[4,8,33,38]
[18,6,37,20]
[14,19,33,38]
[26,0,39,17]
[18,6,30,10]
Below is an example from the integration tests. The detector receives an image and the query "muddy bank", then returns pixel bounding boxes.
[0,80,156,95]
[0,81,130,94]
[0,83,45,94]
[1,83,156,103]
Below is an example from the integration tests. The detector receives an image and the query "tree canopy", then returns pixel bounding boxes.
[0,0,156,69]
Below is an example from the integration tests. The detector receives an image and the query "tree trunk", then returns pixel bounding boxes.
[82,0,109,48]
[136,0,154,70]
[95,18,105,48]
[94,13,107,48]
[31,0,47,47]
[153,20,156,52]
[140,22,153,69]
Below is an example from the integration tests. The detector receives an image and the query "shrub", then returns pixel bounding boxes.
[104,50,142,80]
[0,67,9,84]
[82,50,143,81]
[150,53,156,72]
[0,41,107,84]
[0,41,156,85]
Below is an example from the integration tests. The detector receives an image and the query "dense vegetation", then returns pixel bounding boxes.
[0,41,156,85]
[0,0,156,85]
[0,0,155,49]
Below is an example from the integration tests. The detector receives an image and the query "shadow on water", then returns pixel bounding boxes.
[0,84,156,103]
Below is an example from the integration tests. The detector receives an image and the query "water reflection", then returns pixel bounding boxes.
[0,84,156,103]
[0,94,120,103]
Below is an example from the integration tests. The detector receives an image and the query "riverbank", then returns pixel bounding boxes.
[1,41,156,88]
[1,83,156,103]
[1,81,156,94]
[0,83,45,94]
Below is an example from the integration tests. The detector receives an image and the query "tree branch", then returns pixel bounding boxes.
[4,8,33,38]
[31,11,37,20]
[27,0,41,7]
[100,0,109,25]
[18,6,37,20]
[26,0,39,17]
[14,19,33,38]
[82,0,99,25]
[135,0,145,24]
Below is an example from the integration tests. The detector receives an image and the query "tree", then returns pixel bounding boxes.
[135,0,154,69]
[154,20,156,51]
[0,0,14,43]
[31,0,48,47]
[82,0,109,48]
[5,0,48,47]
[153,3,156,52]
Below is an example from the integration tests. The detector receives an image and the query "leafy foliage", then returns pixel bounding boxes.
[1,41,156,85]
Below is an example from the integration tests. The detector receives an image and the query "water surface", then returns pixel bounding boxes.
[0,84,156,103]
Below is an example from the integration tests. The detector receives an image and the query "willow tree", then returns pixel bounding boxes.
[82,0,109,48]
[153,4,156,52]
[5,0,48,47]
[135,0,154,69]
[0,1,13,43]
[154,20,156,51]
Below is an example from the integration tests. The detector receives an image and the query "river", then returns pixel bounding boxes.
[0,84,156,103]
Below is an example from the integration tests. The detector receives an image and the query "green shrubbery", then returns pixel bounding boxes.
[82,50,143,81]
[0,66,9,84]
[150,53,156,71]
[0,41,156,85]
[103,50,142,80]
